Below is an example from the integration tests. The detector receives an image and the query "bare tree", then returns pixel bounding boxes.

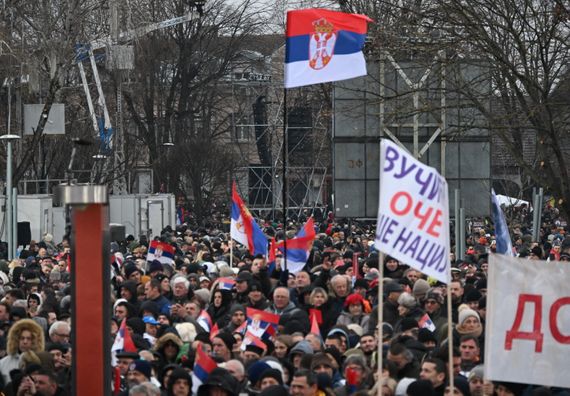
[121,0,268,222]
[0,0,108,185]
[337,0,570,219]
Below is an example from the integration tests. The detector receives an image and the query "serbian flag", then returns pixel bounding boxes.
[276,218,316,274]
[234,320,247,336]
[418,313,436,332]
[147,240,175,266]
[191,343,217,394]
[285,9,373,88]
[217,277,236,291]
[267,238,278,275]
[240,330,268,352]
[197,310,213,332]
[230,182,268,256]
[246,307,280,338]
[111,319,137,366]
[209,323,220,341]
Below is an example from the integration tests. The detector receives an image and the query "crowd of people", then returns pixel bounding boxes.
[0,209,568,396]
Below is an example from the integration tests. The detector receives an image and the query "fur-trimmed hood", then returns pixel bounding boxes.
[7,319,45,356]
[153,332,183,352]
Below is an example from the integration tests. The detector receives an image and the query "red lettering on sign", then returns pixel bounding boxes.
[550,297,570,344]
[505,294,544,353]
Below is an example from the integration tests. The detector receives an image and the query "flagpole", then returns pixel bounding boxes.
[282,87,288,271]
[230,240,233,268]
[447,282,454,393]
[377,252,384,396]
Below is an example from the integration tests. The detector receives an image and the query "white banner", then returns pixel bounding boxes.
[485,254,570,388]
[375,140,450,283]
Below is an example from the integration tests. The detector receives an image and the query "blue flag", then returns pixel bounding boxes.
[491,189,514,256]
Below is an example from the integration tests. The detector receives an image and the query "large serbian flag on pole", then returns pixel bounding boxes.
[285,9,372,88]
[230,182,268,256]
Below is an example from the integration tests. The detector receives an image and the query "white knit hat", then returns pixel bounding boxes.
[458,305,480,325]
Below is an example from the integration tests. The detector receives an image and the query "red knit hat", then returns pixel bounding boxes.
[344,293,365,308]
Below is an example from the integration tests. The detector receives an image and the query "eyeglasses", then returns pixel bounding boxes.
[55,333,70,338]
[425,300,439,305]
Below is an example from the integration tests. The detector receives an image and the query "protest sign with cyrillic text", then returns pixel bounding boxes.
[375,140,450,283]
[485,254,570,388]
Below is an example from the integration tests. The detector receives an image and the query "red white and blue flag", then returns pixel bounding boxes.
[217,277,236,291]
[191,343,217,394]
[234,320,247,336]
[230,182,268,256]
[246,307,280,338]
[418,313,436,332]
[275,218,316,274]
[197,310,213,332]
[147,240,175,266]
[240,330,268,352]
[267,237,278,275]
[111,319,137,366]
[285,8,372,88]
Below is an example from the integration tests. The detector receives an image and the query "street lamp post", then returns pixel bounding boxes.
[1,134,21,260]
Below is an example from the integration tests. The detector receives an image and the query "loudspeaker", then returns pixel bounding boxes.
[110,224,126,243]
[17,222,32,247]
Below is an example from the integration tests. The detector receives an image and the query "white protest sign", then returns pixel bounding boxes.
[375,140,450,283]
[485,254,570,388]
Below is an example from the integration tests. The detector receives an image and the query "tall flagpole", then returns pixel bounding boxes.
[377,252,384,396]
[282,88,288,271]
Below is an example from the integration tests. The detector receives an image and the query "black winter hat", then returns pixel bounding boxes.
[197,368,239,396]
[259,368,283,385]
[167,368,192,394]
[126,317,145,335]
[260,385,288,396]
[214,331,235,350]
[407,379,435,396]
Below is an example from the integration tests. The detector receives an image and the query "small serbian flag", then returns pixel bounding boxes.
[217,277,236,291]
[240,330,268,352]
[111,319,137,366]
[275,217,316,274]
[191,343,217,394]
[285,8,373,88]
[147,240,175,266]
[418,313,436,332]
[209,323,220,341]
[234,320,247,336]
[197,310,213,332]
[246,307,280,338]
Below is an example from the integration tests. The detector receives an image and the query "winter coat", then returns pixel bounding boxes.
[336,312,370,333]
[0,319,45,384]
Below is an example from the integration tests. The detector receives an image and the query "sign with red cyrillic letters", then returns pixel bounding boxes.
[485,255,570,388]
[375,140,450,283]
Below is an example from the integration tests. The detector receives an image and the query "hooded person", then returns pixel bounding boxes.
[153,333,184,366]
[0,319,45,384]
[383,256,405,279]
[119,280,141,313]
[206,289,234,328]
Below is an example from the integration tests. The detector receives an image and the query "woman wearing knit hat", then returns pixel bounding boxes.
[453,305,484,345]
[335,293,370,333]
